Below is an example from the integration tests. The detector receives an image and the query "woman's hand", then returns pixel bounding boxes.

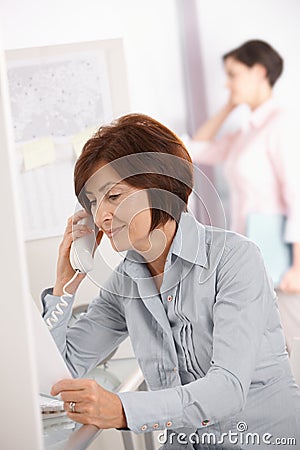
[279,266,300,294]
[226,95,238,110]
[53,210,103,296]
[193,100,235,142]
[51,378,127,429]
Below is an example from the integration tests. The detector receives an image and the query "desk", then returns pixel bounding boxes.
[43,358,155,450]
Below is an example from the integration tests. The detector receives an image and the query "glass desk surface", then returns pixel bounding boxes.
[42,357,143,450]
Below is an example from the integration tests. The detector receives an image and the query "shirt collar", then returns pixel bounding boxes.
[249,97,277,128]
[169,211,208,267]
[123,211,208,279]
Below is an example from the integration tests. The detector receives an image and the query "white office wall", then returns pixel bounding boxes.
[1,0,186,131]
[196,0,300,115]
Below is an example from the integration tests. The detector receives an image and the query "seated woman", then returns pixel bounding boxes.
[42,114,300,449]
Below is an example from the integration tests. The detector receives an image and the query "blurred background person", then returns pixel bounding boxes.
[187,39,300,353]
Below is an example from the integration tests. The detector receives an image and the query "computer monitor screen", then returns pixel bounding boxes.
[0,38,43,450]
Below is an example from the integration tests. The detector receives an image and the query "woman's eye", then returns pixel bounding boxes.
[108,194,121,201]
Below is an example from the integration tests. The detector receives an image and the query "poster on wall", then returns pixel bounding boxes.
[5,40,124,241]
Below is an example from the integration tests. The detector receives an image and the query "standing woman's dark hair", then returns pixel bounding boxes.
[223,39,283,87]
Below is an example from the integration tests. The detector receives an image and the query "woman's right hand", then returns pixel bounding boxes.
[53,210,99,296]
[226,95,237,110]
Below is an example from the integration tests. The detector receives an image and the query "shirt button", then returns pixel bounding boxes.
[173,367,177,372]
[141,424,148,431]
[202,419,210,426]
[167,295,173,302]
[166,421,173,427]
[153,423,159,429]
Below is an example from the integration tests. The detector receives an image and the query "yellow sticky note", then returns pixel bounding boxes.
[72,126,97,158]
[22,137,56,171]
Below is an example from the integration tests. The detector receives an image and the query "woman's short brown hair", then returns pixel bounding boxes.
[74,113,193,231]
[223,40,283,87]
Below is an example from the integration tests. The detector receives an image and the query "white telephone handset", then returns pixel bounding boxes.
[69,215,97,273]
[46,216,97,329]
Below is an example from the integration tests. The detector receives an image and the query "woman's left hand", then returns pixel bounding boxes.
[279,266,300,294]
[51,378,127,429]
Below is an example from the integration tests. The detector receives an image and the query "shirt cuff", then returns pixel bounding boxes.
[117,388,185,434]
[41,287,75,327]
[41,287,55,316]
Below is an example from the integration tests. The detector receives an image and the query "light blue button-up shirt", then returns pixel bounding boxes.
[42,212,300,446]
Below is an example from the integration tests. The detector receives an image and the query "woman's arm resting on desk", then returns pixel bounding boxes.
[51,378,127,429]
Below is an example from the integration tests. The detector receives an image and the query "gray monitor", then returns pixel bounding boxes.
[0,37,43,449]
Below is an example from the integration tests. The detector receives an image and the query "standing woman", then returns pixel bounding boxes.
[42,114,300,448]
[190,40,300,353]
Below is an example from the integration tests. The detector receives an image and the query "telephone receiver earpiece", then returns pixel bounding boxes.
[69,215,98,273]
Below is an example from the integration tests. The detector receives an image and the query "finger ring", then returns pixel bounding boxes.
[69,401,76,413]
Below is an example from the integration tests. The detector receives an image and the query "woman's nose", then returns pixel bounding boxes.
[94,201,114,228]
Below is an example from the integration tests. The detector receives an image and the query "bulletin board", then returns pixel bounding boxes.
[5,39,130,240]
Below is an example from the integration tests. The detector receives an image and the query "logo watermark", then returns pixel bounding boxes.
[157,421,297,446]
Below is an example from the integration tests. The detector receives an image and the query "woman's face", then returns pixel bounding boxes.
[224,57,266,106]
[84,163,152,253]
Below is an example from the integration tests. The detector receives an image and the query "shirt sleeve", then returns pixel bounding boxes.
[268,113,300,242]
[181,133,235,166]
[41,274,128,378]
[118,241,273,433]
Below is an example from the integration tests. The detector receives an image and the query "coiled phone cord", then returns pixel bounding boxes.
[46,270,80,330]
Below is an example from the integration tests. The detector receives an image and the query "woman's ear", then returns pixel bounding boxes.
[252,63,268,81]
[148,228,167,249]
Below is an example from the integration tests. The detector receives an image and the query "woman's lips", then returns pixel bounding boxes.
[105,225,125,239]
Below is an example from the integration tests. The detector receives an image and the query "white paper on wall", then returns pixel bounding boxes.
[8,51,112,141]
[22,137,56,171]
[16,139,77,241]
[7,48,113,240]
